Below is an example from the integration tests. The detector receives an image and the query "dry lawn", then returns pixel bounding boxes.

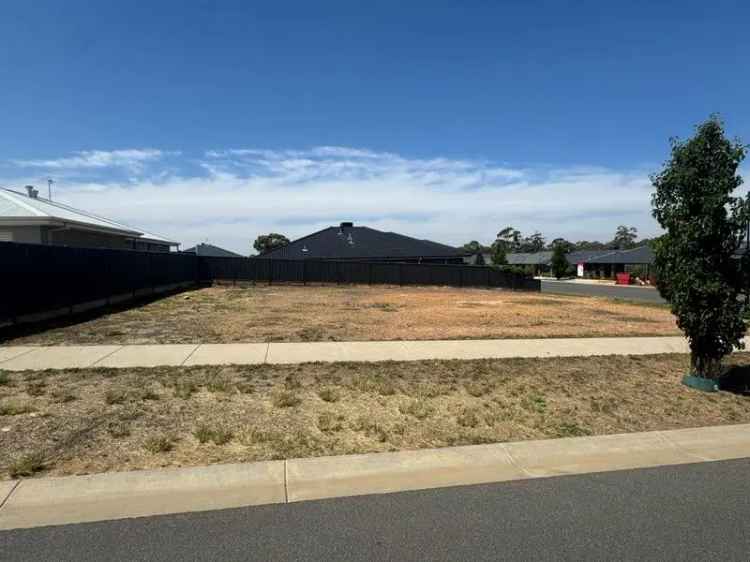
[2,353,750,480]
[3,284,678,345]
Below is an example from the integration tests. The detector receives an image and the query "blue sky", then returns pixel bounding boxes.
[2,1,748,252]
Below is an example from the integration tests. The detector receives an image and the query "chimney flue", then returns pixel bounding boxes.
[24,185,38,199]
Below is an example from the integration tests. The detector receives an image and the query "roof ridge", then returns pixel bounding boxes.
[259,226,335,256]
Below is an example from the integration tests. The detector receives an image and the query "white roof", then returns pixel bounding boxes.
[0,187,177,245]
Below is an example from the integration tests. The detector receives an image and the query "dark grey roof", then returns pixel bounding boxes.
[566,250,611,264]
[506,251,553,265]
[182,243,243,258]
[585,246,654,265]
[260,223,468,261]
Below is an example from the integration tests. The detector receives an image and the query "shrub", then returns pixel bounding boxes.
[0,372,9,386]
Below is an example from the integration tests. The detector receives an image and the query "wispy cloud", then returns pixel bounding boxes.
[12,149,173,173]
[1,145,662,254]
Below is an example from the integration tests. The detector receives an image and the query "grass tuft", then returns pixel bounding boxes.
[193,424,233,445]
[318,387,341,403]
[0,400,35,416]
[9,452,46,478]
[143,434,174,454]
[0,372,10,386]
[272,390,301,408]
[105,389,127,405]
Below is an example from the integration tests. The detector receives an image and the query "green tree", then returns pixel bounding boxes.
[548,237,574,253]
[611,225,638,249]
[461,240,485,254]
[495,226,521,252]
[253,233,290,255]
[518,231,545,253]
[651,116,748,381]
[550,242,570,279]
[490,243,508,265]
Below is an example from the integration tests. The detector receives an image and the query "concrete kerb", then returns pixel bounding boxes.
[0,461,285,530]
[1,346,124,371]
[2,424,750,530]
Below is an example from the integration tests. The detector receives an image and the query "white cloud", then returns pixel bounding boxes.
[2,145,662,254]
[12,149,172,172]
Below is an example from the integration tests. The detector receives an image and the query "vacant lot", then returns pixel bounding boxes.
[3,285,678,345]
[2,353,749,479]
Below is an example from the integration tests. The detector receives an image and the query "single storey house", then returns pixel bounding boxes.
[182,243,243,258]
[259,222,472,264]
[0,185,178,252]
[504,246,655,278]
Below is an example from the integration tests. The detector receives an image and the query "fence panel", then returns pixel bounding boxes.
[1,242,539,325]
[202,256,537,292]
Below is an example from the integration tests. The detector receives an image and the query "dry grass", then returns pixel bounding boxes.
[2,353,750,480]
[2,284,677,346]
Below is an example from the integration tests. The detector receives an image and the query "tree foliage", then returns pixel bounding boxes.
[651,116,748,379]
[253,233,290,255]
[550,242,569,279]
[461,240,487,254]
[612,225,638,249]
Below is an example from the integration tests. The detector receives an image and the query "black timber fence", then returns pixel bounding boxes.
[0,242,539,325]
[200,256,540,291]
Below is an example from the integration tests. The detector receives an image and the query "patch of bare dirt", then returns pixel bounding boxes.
[2,284,679,345]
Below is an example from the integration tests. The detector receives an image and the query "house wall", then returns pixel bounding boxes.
[0,226,171,252]
[0,225,44,244]
[49,228,134,250]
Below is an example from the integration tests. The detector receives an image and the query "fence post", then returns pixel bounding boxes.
[302,260,307,286]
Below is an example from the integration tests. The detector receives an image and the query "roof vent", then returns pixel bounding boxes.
[24,185,39,199]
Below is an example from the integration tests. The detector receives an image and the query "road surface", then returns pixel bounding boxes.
[541,280,667,304]
[2,459,748,561]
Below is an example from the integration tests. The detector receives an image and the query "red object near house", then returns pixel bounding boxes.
[616,272,631,285]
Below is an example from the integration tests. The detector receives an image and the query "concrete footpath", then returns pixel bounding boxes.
[1,423,749,530]
[0,335,712,371]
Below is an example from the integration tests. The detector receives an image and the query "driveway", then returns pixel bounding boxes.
[2,459,748,561]
[541,280,667,304]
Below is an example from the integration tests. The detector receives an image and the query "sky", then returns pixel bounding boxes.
[1,1,748,253]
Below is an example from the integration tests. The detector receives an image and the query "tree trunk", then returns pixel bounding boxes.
[690,351,723,379]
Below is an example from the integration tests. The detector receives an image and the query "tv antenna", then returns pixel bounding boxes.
[47,178,54,200]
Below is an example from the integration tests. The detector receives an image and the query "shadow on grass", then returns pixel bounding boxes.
[0,285,207,344]
[719,365,750,395]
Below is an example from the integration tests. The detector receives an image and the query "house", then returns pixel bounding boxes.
[259,222,472,264]
[0,185,178,252]
[504,247,655,278]
[581,246,655,278]
[182,243,243,258]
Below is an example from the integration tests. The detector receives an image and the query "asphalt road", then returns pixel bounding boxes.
[541,280,667,304]
[2,459,749,561]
